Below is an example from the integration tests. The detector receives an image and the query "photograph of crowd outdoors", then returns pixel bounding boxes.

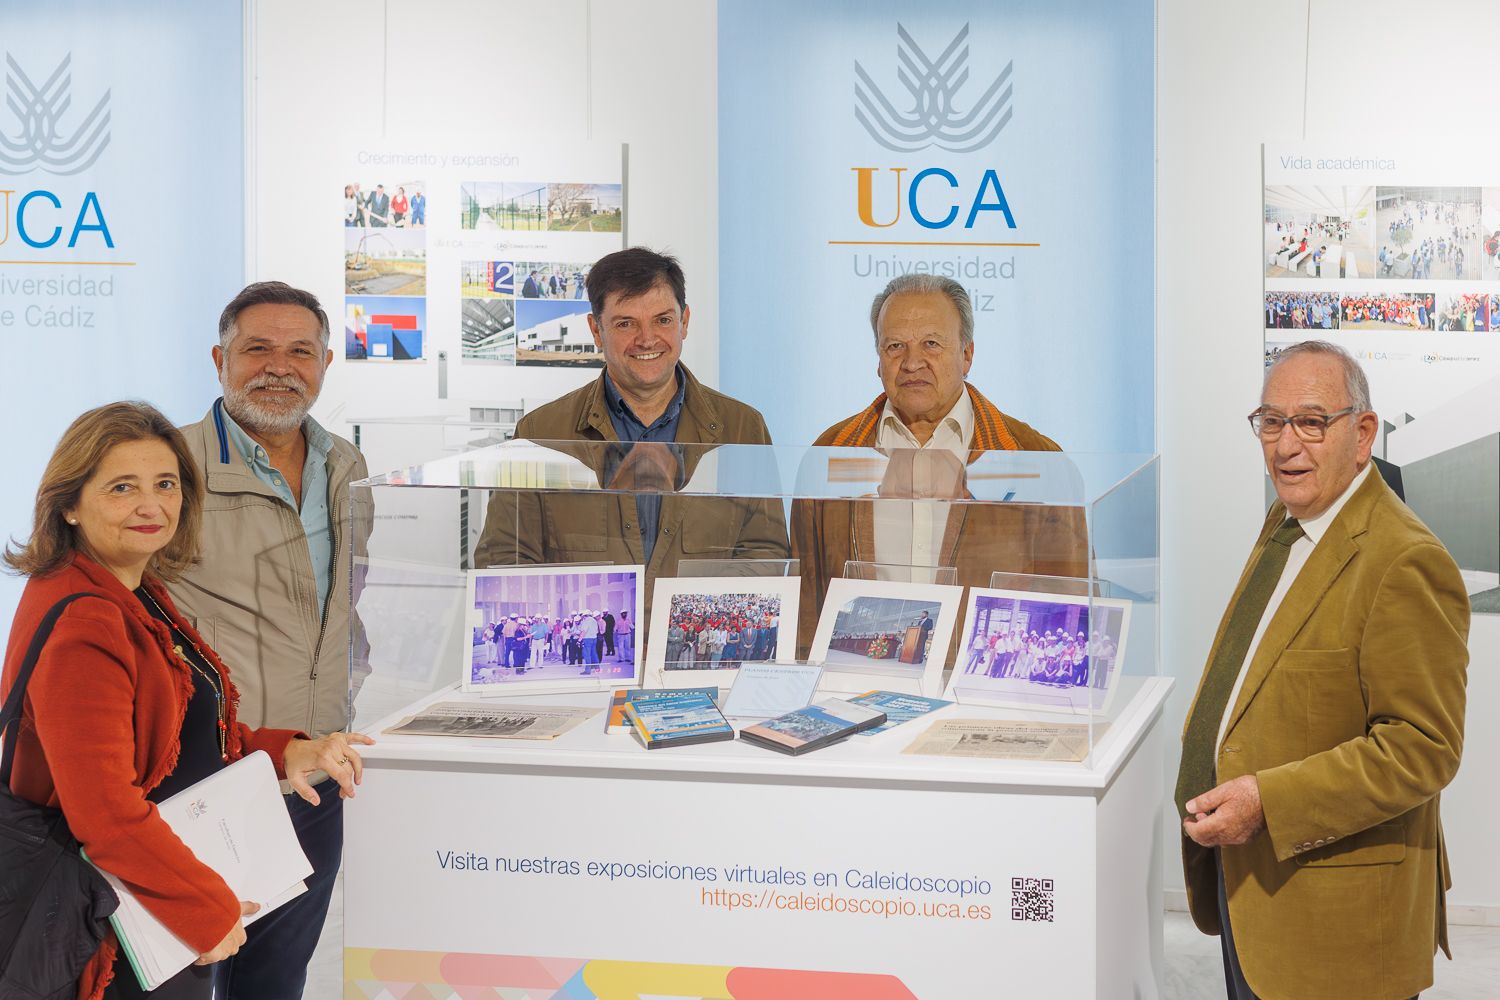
[517,261,590,299]
[948,590,1130,713]
[660,592,784,671]
[460,260,515,298]
[463,567,641,691]
[1263,186,1375,278]
[1483,188,1500,281]
[461,299,517,362]
[344,180,426,228]
[345,296,427,361]
[1435,294,1497,332]
[1264,291,1340,330]
[459,181,622,233]
[345,227,425,296]
[515,298,601,367]
[1340,293,1435,331]
[1374,187,1481,279]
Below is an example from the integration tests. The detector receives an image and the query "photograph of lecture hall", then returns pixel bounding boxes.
[1,2,1496,999]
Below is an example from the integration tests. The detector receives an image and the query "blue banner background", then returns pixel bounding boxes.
[0,0,245,631]
[718,0,1154,454]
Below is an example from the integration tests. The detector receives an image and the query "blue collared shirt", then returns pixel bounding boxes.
[601,366,687,562]
[221,406,335,618]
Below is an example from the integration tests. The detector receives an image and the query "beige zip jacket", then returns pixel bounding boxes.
[168,399,371,741]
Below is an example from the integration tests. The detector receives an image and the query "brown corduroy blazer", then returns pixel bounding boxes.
[1179,470,1469,1000]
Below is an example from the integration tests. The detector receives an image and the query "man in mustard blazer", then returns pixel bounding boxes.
[1175,340,1469,999]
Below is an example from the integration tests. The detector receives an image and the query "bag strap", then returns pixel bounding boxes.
[0,592,102,788]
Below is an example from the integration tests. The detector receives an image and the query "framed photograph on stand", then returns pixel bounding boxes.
[646,576,800,688]
[809,577,963,698]
[461,565,643,696]
[944,587,1132,715]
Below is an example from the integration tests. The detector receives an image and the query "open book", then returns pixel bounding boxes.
[86,750,313,989]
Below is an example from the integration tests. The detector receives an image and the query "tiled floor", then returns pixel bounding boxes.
[1161,910,1499,1000]
[310,886,1500,999]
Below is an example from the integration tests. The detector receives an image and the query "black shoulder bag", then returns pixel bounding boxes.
[0,593,120,1000]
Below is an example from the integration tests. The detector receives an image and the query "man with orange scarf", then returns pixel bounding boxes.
[791,275,1087,658]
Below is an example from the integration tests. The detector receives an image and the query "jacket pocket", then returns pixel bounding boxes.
[1281,647,1364,755]
[543,494,613,552]
[678,498,744,556]
[1295,820,1406,867]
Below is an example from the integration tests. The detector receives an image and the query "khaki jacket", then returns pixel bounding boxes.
[472,366,790,588]
[168,400,371,740]
[1180,471,1469,1000]
[791,385,1088,657]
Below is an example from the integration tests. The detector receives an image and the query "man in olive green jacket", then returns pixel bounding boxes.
[1176,341,1468,1000]
[473,248,788,585]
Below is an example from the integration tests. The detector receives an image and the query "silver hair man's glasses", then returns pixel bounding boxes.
[1247,407,1356,442]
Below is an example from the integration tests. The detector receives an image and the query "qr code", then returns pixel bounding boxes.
[1011,877,1055,922]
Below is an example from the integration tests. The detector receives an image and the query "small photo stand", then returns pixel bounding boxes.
[646,574,801,689]
[462,564,643,696]
[810,575,963,698]
[945,579,1132,715]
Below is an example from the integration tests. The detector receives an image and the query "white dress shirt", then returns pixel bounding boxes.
[1216,462,1373,748]
[872,391,974,568]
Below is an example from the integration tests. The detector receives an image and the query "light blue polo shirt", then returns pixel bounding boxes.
[221,409,334,618]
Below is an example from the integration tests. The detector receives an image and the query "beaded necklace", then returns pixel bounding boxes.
[139,588,229,762]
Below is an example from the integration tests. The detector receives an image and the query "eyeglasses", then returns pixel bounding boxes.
[1247,407,1356,441]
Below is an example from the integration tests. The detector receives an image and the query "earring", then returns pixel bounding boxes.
[67,518,78,525]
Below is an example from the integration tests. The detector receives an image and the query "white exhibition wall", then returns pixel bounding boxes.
[1158,0,1500,917]
[250,0,720,444]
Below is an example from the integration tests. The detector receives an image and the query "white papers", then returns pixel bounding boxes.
[721,663,822,720]
[385,701,599,740]
[92,751,312,990]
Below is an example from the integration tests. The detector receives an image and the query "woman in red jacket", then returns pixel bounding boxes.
[1,401,373,1000]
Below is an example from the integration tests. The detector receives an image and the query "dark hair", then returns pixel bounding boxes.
[218,280,331,349]
[585,247,686,317]
[4,401,204,579]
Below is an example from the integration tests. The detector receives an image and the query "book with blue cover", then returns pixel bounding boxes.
[847,690,955,738]
[604,686,719,733]
[624,691,735,749]
[738,698,886,755]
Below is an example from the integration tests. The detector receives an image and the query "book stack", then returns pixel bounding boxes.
[739,698,887,756]
[604,686,718,734]
[624,690,735,749]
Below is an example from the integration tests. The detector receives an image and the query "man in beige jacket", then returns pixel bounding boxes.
[169,281,370,1000]
[1176,340,1469,999]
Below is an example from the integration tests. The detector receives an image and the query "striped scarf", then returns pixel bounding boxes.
[827,383,1021,452]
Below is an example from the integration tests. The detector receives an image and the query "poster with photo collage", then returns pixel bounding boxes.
[339,144,625,373]
[1262,144,1500,613]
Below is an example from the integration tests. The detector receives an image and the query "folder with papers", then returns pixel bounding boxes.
[86,750,313,990]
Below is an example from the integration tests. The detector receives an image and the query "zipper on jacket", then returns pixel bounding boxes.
[306,494,343,734]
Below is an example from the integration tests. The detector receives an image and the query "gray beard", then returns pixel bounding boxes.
[222,380,314,436]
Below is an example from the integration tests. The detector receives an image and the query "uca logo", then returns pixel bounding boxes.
[0,54,111,176]
[187,799,209,819]
[855,24,1013,154]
